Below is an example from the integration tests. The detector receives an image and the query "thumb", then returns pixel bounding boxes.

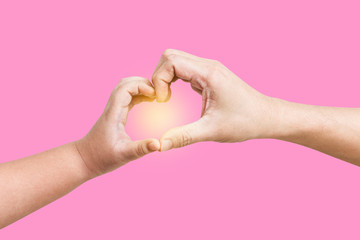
[160,118,210,152]
[127,138,160,159]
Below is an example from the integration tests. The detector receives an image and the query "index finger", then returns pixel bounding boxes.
[105,77,155,124]
[151,49,208,102]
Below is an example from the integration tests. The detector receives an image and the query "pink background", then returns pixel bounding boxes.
[1,0,360,239]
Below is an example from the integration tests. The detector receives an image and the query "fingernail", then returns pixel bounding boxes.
[148,141,160,151]
[161,139,173,152]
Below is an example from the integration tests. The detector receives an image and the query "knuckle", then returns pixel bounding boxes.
[163,49,177,61]
[120,77,131,84]
[163,48,176,56]
[210,60,222,71]
[152,72,171,89]
[211,59,222,66]
[206,65,219,80]
[205,62,224,83]
[116,78,130,90]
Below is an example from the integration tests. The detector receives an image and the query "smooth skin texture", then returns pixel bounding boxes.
[1,50,360,229]
[0,77,160,229]
[152,49,360,165]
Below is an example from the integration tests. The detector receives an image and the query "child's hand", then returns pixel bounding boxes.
[76,77,160,178]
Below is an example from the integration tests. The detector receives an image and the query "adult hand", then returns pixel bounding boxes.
[76,77,160,178]
[152,49,277,151]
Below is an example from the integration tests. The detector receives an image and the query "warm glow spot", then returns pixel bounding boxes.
[126,99,187,140]
[126,83,203,140]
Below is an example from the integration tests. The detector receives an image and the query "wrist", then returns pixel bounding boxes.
[74,139,101,180]
[246,95,284,140]
[259,97,320,141]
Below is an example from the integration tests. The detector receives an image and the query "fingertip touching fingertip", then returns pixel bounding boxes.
[155,88,170,102]
[156,94,171,103]
[148,140,160,152]
[143,85,156,97]
[160,139,173,152]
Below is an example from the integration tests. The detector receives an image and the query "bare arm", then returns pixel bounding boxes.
[0,143,89,228]
[269,99,360,165]
[152,49,360,166]
[0,77,160,228]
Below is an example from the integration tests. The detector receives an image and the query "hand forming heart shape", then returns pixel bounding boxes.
[76,49,274,178]
[152,49,273,151]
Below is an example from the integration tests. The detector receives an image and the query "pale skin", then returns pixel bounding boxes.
[153,49,360,165]
[1,49,359,229]
[0,77,161,228]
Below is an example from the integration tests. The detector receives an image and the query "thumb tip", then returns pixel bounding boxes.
[156,96,168,103]
[147,139,161,152]
[156,91,170,103]
[160,139,173,152]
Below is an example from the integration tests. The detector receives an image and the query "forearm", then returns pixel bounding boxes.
[0,142,91,228]
[0,77,160,229]
[265,98,360,165]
